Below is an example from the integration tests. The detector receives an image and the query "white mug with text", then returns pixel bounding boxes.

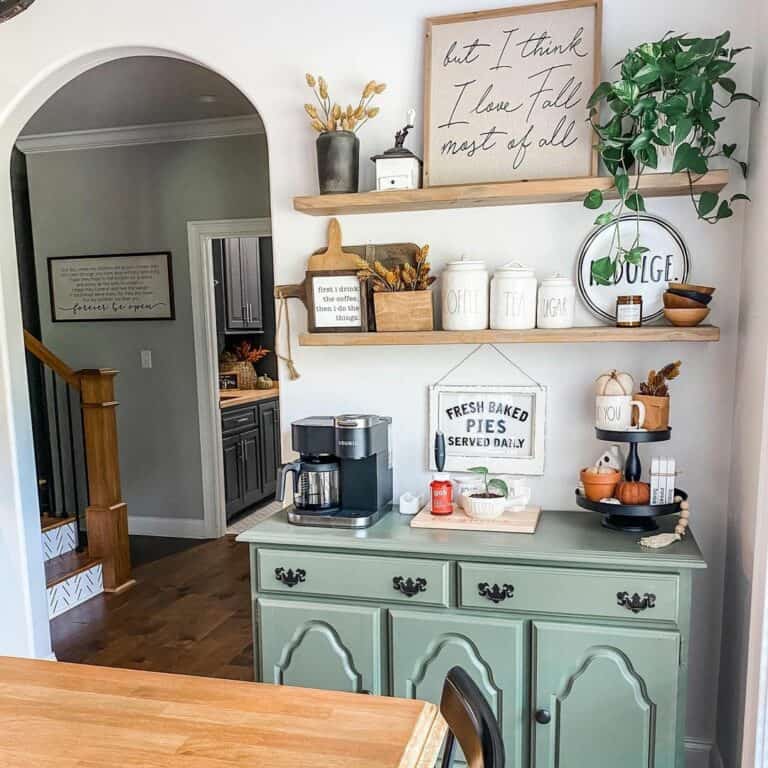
[595,395,646,430]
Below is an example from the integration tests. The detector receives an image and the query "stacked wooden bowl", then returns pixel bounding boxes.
[663,282,714,326]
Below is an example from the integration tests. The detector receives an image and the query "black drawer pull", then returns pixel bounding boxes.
[275,567,306,587]
[393,576,427,597]
[478,582,514,604]
[617,591,656,613]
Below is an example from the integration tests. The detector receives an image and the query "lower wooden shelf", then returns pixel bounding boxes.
[298,325,720,346]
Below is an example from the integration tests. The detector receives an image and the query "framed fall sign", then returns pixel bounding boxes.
[423,0,602,186]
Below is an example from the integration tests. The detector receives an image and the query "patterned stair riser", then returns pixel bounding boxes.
[47,564,103,619]
[42,522,77,561]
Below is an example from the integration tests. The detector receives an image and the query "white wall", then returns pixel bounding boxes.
[0,0,757,749]
[24,134,270,527]
[718,1,768,764]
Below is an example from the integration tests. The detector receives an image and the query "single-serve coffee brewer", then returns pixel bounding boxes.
[277,415,393,528]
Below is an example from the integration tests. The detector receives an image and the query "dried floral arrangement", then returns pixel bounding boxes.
[639,360,682,397]
[220,341,270,364]
[304,74,386,133]
[355,245,436,292]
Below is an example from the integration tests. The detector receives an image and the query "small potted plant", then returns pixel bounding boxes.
[356,244,436,331]
[636,360,682,430]
[582,32,757,284]
[464,466,508,520]
[304,74,386,194]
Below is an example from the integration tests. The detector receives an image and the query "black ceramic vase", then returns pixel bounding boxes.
[316,130,359,194]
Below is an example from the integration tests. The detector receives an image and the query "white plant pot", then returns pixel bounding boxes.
[465,494,507,520]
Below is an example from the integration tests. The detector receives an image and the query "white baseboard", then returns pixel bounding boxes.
[685,738,720,768]
[127,515,210,539]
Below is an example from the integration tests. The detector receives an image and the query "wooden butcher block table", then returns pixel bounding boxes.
[0,657,446,768]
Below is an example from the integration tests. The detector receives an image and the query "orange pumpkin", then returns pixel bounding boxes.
[616,481,651,505]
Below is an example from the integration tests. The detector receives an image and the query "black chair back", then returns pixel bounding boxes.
[439,666,505,768]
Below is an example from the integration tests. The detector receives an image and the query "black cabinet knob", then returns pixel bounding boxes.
[535,709,551,725]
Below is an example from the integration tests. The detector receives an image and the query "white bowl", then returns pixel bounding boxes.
[464,494,507,520]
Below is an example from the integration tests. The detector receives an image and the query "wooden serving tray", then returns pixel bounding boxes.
[410,504,541,534]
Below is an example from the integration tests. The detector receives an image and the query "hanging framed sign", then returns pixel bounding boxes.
[577,213,690,323]
[423,0,602,187]
[429,383,546,474]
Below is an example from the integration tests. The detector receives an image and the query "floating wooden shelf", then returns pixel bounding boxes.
[293,170,729,216]
[299,326,720,347]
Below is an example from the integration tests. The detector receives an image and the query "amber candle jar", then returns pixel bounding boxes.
[616,295,643,327]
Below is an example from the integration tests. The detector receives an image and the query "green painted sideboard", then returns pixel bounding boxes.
[237,509,705,768]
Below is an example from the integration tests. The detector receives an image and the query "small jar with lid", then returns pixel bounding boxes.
[537,274,575,328]
[490,262,537,330]
[616,295,643,327]
[441,260,489,331]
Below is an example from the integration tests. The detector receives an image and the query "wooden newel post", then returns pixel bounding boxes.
[78,369,134,593]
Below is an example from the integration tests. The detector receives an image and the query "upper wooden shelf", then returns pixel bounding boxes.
[299,325,720,347]
[293,170,729,216]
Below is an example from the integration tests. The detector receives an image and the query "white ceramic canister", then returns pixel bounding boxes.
[537,273,576,328]
[490,262,537,330]
[441,260,489,331]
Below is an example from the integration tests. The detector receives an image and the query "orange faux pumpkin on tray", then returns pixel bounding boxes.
[615,480,651,505]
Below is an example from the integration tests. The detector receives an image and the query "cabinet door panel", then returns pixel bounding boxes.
[258,399,280,498]
[390,610,525,768]
[532,621,679,768]
[259,598,381,694]
[240,237,263,330]
[222,434,243,519]
[240,426,263,507]
[224,238,246,331]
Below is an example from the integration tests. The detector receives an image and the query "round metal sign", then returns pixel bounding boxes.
[0,0,35,22]
[576,213,690,323]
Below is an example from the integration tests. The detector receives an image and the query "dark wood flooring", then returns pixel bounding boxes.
[51,535,254,681]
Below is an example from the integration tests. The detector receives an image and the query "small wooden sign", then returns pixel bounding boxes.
[424,0,602,186]
[307,270,368,333]
[218,372,241,390]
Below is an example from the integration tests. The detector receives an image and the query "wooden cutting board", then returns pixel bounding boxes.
[410,504,541,534]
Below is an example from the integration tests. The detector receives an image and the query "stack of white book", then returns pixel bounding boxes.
[650,457,676,504]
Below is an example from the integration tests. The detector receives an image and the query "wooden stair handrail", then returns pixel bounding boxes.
[23,330,80,389]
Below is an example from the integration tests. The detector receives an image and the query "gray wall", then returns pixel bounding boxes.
[26,133,270,523]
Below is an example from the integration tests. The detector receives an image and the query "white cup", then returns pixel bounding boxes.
[595,395,646,430]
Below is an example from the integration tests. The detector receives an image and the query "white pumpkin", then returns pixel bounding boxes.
[595,369,634,396]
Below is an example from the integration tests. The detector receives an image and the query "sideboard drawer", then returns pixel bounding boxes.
[222,406,257,434]
[459,563,679,622]
[258,548,451,607]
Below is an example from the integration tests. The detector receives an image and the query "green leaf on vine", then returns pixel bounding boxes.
[625,192,646,212]
[595,212,616,226]
[591,257,616,286]
[715,200,733,220]
[588,82,613,108]
[674,116,693,145]
[625,246,650,265]
[697,191,719,216]
[615,173,629,199]
[722,143,737,158]
[584,189,604,209]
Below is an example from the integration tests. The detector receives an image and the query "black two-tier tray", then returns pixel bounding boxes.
[575,427,686,533]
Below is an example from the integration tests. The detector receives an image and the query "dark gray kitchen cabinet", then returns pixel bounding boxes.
[224,237,263,332]
[221,397,280,520]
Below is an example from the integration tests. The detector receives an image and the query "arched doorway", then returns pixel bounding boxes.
[1,47,277,666]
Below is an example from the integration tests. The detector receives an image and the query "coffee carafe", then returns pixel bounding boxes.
[277,457,340,511]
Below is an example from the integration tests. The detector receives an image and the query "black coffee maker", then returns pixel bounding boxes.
[276,414,393,528]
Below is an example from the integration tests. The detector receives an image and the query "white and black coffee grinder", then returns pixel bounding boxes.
[276,414,393,528]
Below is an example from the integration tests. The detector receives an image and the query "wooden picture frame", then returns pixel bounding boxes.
[423,0,602,187]
[306,270,368,333]
[48,252,175,322]
[218,372,242,391]
[429,383,547,474]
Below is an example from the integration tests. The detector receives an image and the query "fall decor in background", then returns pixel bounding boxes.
[304,74,386,195]
[583,31,757,284]
[357,244,436,332]
[635,360,682,430]
[219,342,270,390]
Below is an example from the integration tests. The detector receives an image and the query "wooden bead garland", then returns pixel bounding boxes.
[639,497,692,549]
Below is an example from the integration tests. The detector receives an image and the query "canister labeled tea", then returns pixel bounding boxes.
[490,262,537,330]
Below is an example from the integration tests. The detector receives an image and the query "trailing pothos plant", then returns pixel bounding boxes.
[583,31,757,285]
